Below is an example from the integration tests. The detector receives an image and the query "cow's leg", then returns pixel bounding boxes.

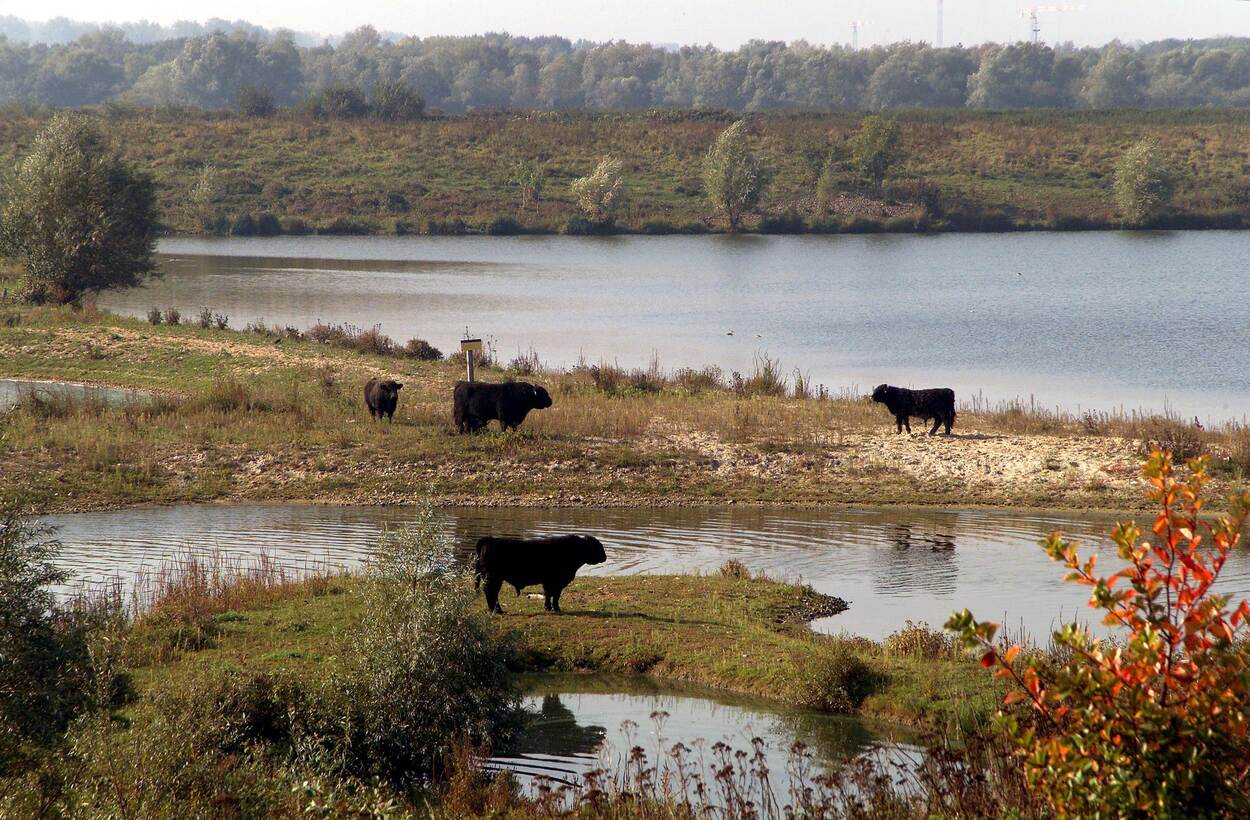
[369,407,377,420]
[483,576,504,614]
[903,417,912,433]
[944,414,954,435]
[929,417,941,436]
[544,583,563,613]
[895,416,904,434]
[542,588,552,611]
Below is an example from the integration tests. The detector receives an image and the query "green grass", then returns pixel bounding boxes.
[3,109,1250,235]
[131,572,1002,731]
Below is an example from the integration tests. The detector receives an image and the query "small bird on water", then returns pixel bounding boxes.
[726,330,735,336]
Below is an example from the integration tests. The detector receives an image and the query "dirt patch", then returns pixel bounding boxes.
[778,193,918,221]
[646,417,1144,505]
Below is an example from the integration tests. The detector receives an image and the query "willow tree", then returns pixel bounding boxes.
[0,113,158,305]
[1113,138,1176,226]
[702,120,766,232]
[569,155,624,227]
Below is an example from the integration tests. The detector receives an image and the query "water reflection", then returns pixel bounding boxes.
[877,523,959,598]
[489,675,914,793]
[523,693,608,758]
[0,379,148,409]
[44,502,1250,641]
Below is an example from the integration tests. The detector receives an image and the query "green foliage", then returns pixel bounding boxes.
[0,508,97,770]
[798,642,878,714]
[702,120,766,232]
[569,155,624,226]
[967,43,1064,109]
[10,20,1250,112]
[326,509,522,786]
[0,113,158,305]
[402,338,442,361]
[509,160,546,211]
[237,85,276,117]
[369,80,425,122]
[1113,137,1177,224]
[850,115,903,188]
[310,84,369,119]
[949,452,1250,816]
[1081,46,1148,109]
[815,158,840,210]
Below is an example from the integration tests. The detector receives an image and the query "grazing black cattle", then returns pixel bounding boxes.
[364,378,403,421]
[472,534,607,613]
[871,384,956,436]
[453,380,552,433]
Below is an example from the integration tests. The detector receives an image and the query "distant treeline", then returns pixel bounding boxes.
[3,18,1250,112]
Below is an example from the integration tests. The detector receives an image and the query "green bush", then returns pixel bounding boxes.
[569,155,624,227]
[311,84,369,119]
[1113,137,1177,225]
[426,217,467,235]
[255,212,282,236]
[0,510,103,769]
[403,338,443,361]
[485,216,523,235]
[851,114,903,189]
[229,213,257,236]
[281,216,310,235]
[369,80,425,122]
[759,210,807,233]
[798,643,877,714]
[324,509,522,785]
[237,86,276,117]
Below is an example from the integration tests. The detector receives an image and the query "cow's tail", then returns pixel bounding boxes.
[472,539,486,591]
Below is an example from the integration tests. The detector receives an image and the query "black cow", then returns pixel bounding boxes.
[453,380,552,433]
[871,384,956,436]
[364,378,403,421]
[472,534,607,613]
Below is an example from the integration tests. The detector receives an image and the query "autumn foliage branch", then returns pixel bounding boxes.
[947,450,1250,816]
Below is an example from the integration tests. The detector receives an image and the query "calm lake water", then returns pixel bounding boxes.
[45,503,1250,641]
[0,378,147,409]
[96,232,1250,421]
[492,674,915,796]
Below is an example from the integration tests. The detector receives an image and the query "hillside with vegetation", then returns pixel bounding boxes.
[2,108,1247,235]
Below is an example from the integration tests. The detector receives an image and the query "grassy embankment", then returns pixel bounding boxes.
[2,301,1245,514]
[3,109,1250,235]
[129,569,997,732]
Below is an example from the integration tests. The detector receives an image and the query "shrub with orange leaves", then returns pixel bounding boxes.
[947,451,1250,817]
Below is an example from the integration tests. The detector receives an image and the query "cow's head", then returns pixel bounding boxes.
[578,535,607,565]
[384,380,404,393]
[530,384,553,410]
[871,384,890,404]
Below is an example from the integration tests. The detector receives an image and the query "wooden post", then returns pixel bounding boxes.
[460,338,483,382]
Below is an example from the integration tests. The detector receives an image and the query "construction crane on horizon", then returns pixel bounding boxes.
[1019,4,1086,45]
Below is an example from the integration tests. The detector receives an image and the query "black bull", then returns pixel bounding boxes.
[454,380,553,433]
[472,535,607,613]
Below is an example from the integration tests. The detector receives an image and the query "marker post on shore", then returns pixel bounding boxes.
[460,337,483,382]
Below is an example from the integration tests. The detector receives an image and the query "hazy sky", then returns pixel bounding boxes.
[9,1,1250,48]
